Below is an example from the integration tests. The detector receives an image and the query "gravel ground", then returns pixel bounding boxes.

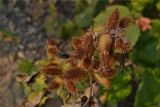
[0,0,76,106]
[0,0,51,106]
[0,0,48,59]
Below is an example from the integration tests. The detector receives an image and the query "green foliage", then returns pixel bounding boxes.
[131,0,150,12]
[18,59,37,75]
[125,25,141,48]
[151,19,160,38]
[156,1,160,11]
[31,75,47,92]
[134,69,160,107]
[132,32,160,67]
[151,19,160,51]
[24,85,32,96]
[75,7,95,28]
[44,0,98,39]
[107,72,132,104]
[130,0,160,18]
[76,81,89,91]
[75,0,98,11]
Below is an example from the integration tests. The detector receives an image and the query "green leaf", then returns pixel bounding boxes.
[75,0,89,12]
[151,19,160,38]
[35,59,48,67]
[0,29,19,42]
[107,71,132,104]
[24,85,32,96]
[61,20,76,39]
[75,0,98,13]
[94,5,130,26]
[156,39,160,51]
[134,69,160,107]
[115,85,131,100]
[27,92,40,101]
[44,15,57,36]
[18,59,37,75]
[31,75,47,92]
[32,83,43,92]
[76,81,89,91]
[125,24,141,48]
[131,0,150,12]
[75,6,95,28]
[156,1,160,12]
[0,29,16,36]
[131,32,160,67]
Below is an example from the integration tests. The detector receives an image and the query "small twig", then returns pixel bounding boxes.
[119,52,127,72]
[126,59,143,71]
[65,93,72,102]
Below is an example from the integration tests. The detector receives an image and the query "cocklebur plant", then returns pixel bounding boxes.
[18,9,132,107]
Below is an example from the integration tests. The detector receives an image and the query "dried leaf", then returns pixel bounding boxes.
[25,92,42,107]
[84,82,99,98]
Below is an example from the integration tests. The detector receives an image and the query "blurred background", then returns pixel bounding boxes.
[0,0,160,107]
